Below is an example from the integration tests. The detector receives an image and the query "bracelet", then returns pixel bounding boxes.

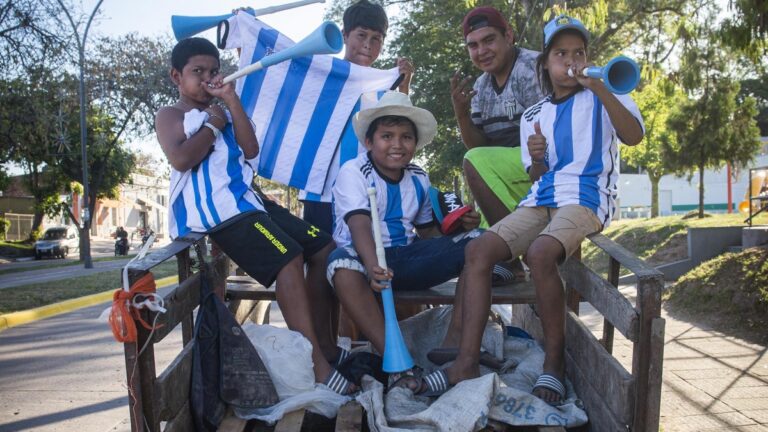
[205,110,226,123]
[531,158,545,165]
[202,122,221,139]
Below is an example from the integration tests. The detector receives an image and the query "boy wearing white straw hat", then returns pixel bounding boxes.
[327,91,482,394]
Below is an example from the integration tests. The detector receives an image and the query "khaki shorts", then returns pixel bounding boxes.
[488,205,602,260]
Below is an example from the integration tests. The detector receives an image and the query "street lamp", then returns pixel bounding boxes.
[58,0,105,269]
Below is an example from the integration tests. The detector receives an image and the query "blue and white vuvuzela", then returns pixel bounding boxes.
[569,56,641,95]
[367,188,414,373]
[221,20,343,84]
[171,0,325,41]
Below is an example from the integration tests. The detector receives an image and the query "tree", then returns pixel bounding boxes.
[0,0,71,73]
[0,68,74,237]
[622,74,684,217]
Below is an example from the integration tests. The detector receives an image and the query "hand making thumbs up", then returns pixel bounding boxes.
[528,121,547,165]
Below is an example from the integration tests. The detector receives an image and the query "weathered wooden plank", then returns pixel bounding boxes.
[335,401,364,432]
[563,260,639,342]
[602,257,620,353]
[274,409,305,432]
[587,233,663,279]
[151,273,202,343]
[565,311,634,424]
[219,407,249,432]
[163,399,193,432]
[123,341,145,432]
[127,233,204,272]
[226,280,537,305]
[155,342,193,421]
[631,275,664,432]
[639,317,665,432]
[565,350,629,432]
[537,427,566,432]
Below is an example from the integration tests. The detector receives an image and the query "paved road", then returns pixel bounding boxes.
[0,293,286,432]
[0,238,170,290]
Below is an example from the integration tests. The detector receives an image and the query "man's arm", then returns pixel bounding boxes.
[347,214,392,291]
[451,71,488,149]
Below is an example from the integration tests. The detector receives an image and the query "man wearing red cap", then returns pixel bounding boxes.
[451,6,544,265]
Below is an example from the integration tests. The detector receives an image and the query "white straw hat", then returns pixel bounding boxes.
[352,91,437,150]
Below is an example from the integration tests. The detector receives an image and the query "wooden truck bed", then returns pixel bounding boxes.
[120,232,664,431]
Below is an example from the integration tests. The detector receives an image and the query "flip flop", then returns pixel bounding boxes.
[323,368,355,395]
[391,369,451,398]
[532,373,566,406]
[427,347,512,371]
[331,347,351,367]
[491,264,516,286]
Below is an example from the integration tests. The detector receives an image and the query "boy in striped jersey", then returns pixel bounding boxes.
[327,92,483,393]
[434,16,644,405]
[156,37,354,395]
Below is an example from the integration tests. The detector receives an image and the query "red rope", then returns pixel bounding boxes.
[108,273,158,343]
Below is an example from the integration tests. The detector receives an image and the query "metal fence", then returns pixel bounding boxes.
[2,213,34,241]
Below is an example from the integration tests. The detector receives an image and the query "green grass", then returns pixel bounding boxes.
[0,254,138,276]
[665,248,768,340]
[0,258,179,314]
[581,213,768,277]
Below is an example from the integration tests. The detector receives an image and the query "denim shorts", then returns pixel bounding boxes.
[326,229,482,291]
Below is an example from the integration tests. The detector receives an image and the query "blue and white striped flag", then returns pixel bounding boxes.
[225,15,399,195]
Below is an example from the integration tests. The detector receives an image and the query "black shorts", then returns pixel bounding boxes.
[301,200,334,234]
[210,200,332,287]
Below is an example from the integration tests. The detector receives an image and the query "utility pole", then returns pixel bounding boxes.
[58,0,105,269]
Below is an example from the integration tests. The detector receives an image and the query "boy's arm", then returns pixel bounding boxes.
[156,107,222,172]
[415,225,441,239]
[347,214,392,291]
[573,65,644,146]
[206,75,259,158]
[451,71,488,149]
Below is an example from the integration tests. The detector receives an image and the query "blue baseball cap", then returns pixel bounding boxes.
[543,15,589,49]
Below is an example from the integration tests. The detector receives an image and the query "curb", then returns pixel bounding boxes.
[0,275,179,332]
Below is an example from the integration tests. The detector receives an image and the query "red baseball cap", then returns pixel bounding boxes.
[462,6,509,37]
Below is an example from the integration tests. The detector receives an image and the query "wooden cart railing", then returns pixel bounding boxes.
[120,231,664,431]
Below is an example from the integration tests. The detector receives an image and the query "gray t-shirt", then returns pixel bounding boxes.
[470,47,544,148]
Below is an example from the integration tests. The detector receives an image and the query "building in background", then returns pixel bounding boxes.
[619,139,768,218]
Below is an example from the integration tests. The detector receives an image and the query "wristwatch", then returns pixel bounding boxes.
[203,122,221,139]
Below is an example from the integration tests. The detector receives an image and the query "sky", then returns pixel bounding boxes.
[83,0,327,44]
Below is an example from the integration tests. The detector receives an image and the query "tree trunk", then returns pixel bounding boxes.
[29,210,44,240]
[648,173,660,218]
[698,163,705,218]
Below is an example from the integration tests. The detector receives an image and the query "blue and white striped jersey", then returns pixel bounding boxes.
[332,152,433,248]
[519,90,644,228]
[299,90,386,203]
[168,109,265,239]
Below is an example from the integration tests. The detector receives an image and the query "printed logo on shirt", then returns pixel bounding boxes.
[307,225,320,238]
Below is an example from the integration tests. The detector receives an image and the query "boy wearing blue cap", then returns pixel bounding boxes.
[431,15,644,404]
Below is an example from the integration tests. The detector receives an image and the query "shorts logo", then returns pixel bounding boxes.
[253,222,288,254]
[307,225,320,238]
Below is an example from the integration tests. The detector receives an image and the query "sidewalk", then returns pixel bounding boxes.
[582,286,768,432]
[0,285,765,431]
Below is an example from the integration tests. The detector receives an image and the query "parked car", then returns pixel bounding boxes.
[34,226,79,259]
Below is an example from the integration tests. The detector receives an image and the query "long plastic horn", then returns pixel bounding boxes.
[367,187,415,373]
[569,55,641,95]
[221,21,343,84]
[171,0,325,41]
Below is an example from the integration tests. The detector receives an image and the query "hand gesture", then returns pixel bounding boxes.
[396,57,413,93]
[203,74,237,105]
[367,264,393,292]
[569,62,603,92]
[460,207,481,231]
[527,122,547,164]
[450,70,475,114]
